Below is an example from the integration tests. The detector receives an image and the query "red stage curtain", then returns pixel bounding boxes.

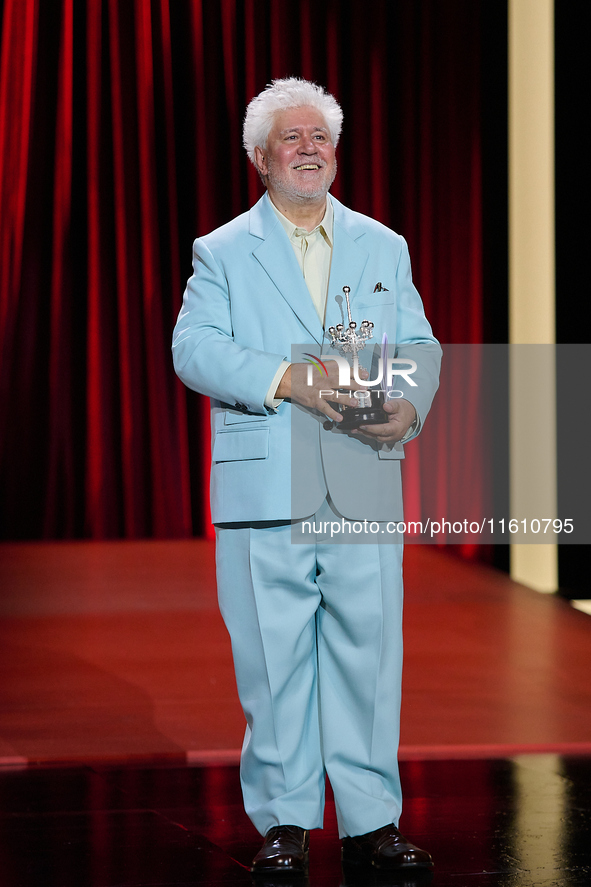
[0,0,486,540]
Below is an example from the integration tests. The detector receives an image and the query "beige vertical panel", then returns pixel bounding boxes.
[508,0,558,592]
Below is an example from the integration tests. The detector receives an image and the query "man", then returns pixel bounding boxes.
[172,78,440,876]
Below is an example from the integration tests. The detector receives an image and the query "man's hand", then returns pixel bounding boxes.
[352,398,417,444]
[276,363,367,424]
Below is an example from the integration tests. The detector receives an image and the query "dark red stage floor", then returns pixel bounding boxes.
[1,541,591,765]
[1,756,590,886]
[1,541,591,884]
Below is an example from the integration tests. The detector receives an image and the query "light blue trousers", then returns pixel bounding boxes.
[215,498,404,838]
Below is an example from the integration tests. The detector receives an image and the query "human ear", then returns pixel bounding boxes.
[254,145,268,176]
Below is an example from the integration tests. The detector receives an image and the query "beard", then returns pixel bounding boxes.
[266,156,337,203]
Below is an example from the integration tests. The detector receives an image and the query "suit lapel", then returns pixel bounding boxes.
[250,195,323,345]
[248,194,371,346]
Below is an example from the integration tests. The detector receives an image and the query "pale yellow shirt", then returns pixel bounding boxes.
[265,197,334,408]
[272,197,334,322]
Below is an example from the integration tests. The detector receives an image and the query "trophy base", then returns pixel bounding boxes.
[326,404,386,431]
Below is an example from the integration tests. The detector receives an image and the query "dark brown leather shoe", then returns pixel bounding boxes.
[342,824,433,870]
[251,825,310,875]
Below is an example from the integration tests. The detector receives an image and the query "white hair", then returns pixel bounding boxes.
[243,77,343,166]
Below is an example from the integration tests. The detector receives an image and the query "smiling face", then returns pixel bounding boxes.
[254,106,337,207]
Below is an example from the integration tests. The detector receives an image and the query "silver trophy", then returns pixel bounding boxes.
[325,286,386,431]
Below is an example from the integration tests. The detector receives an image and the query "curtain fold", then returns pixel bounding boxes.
[0,0,488,540]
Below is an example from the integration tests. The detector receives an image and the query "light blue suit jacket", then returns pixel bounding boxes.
[172,193,441,523]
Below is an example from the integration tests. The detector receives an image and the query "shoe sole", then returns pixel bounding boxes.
[342,850,434,870]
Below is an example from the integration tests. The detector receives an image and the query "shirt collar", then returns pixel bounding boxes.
[270,195,334,247]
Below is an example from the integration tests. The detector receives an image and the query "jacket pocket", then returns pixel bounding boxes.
[377,441,405,460]
[213,427,269,462]
[353,295,396,310]
[224,410,269,426]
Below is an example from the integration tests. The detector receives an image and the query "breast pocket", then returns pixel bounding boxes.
[212,427,270,462]
[353,293,396,310]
